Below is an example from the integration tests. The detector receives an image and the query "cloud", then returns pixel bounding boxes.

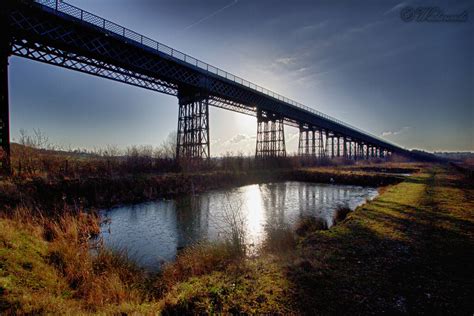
[227,133,248,144]
[294,21,329,36]
[383,2,408,16]
[181,0,238,31]
[381,126,411,137]
[211,133,255,156]
[275,56,296,66]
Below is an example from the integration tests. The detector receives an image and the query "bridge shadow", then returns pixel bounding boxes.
[284,195,474,314]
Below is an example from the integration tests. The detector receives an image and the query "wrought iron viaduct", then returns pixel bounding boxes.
[0,0,411,173]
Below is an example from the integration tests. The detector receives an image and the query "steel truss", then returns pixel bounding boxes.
[176,91,210,160]
[12,39,178,96]
[256,109,286,158]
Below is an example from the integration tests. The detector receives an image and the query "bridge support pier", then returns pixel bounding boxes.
[176,89,210,161]
[256,109,286,158]
[0,29,10,175]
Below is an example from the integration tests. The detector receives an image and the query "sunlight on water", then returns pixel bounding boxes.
[237,184,265,245]
[100,182,378,270]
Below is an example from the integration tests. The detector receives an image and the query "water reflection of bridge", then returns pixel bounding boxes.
[101,182,376,269]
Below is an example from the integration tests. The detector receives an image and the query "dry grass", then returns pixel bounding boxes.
[0,207,158,314]
[260,223,297,254]
[295,215,328,237]
[158,242,242,293]
[159,256,294,314]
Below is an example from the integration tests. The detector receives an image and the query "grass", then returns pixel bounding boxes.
[294,215,328,236]
[0,162,472,313]
[0,208,160,314]
[287,165,474,314]
[158,242,243,294]
[160,256,294,314]
[154,164,473,313]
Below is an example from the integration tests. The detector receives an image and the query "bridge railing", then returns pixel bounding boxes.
[33,0,397,147]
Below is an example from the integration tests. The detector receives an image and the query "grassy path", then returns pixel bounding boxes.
[289,166,474,314]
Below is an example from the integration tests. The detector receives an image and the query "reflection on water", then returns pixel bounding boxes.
[100,182,378,270]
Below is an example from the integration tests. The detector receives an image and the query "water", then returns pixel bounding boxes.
[100,182,378,270]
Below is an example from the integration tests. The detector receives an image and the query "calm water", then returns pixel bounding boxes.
[100,182,378,270]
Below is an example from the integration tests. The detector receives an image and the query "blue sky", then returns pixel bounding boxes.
[9,0,473,154]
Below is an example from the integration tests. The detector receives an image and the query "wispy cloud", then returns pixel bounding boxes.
[182,0,238,31]
[275,56,296,66]
[383,2,408,16]
[294,21,329,36]
[381,126,411,137]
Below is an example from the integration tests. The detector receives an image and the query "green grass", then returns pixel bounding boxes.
[0,211,161,315]
[287,166,474,314]
[158,165,473,313]
[0,163,472,314]
[160,256,294,314]
[0,217,83,314]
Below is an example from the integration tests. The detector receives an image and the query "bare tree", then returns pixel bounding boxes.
[156,131,177,159]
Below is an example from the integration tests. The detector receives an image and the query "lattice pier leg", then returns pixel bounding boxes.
[256,109,286,158]
[176,90,210,161]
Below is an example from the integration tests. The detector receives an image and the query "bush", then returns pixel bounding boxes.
[333,206,352,224]
[295,216,328,236]
[158,242,240,293]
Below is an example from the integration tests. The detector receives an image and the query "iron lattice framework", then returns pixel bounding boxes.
[256,110,286,158]
[176,91,210,160]
[11,39,179,96]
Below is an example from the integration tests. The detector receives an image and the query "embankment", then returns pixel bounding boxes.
[0,167,408,211]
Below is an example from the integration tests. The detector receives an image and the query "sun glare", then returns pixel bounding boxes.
[242,184,265,245]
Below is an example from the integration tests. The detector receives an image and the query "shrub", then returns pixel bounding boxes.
[158,242,239,293]
[295,216,328,236]
[333,206,352,224]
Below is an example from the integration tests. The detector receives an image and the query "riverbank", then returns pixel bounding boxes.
[2,162,471,314]
[157,164,474,313]
[0,162,415,211]
[287,165,474,314]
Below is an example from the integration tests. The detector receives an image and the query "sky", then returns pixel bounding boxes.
[9,0,474,155]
